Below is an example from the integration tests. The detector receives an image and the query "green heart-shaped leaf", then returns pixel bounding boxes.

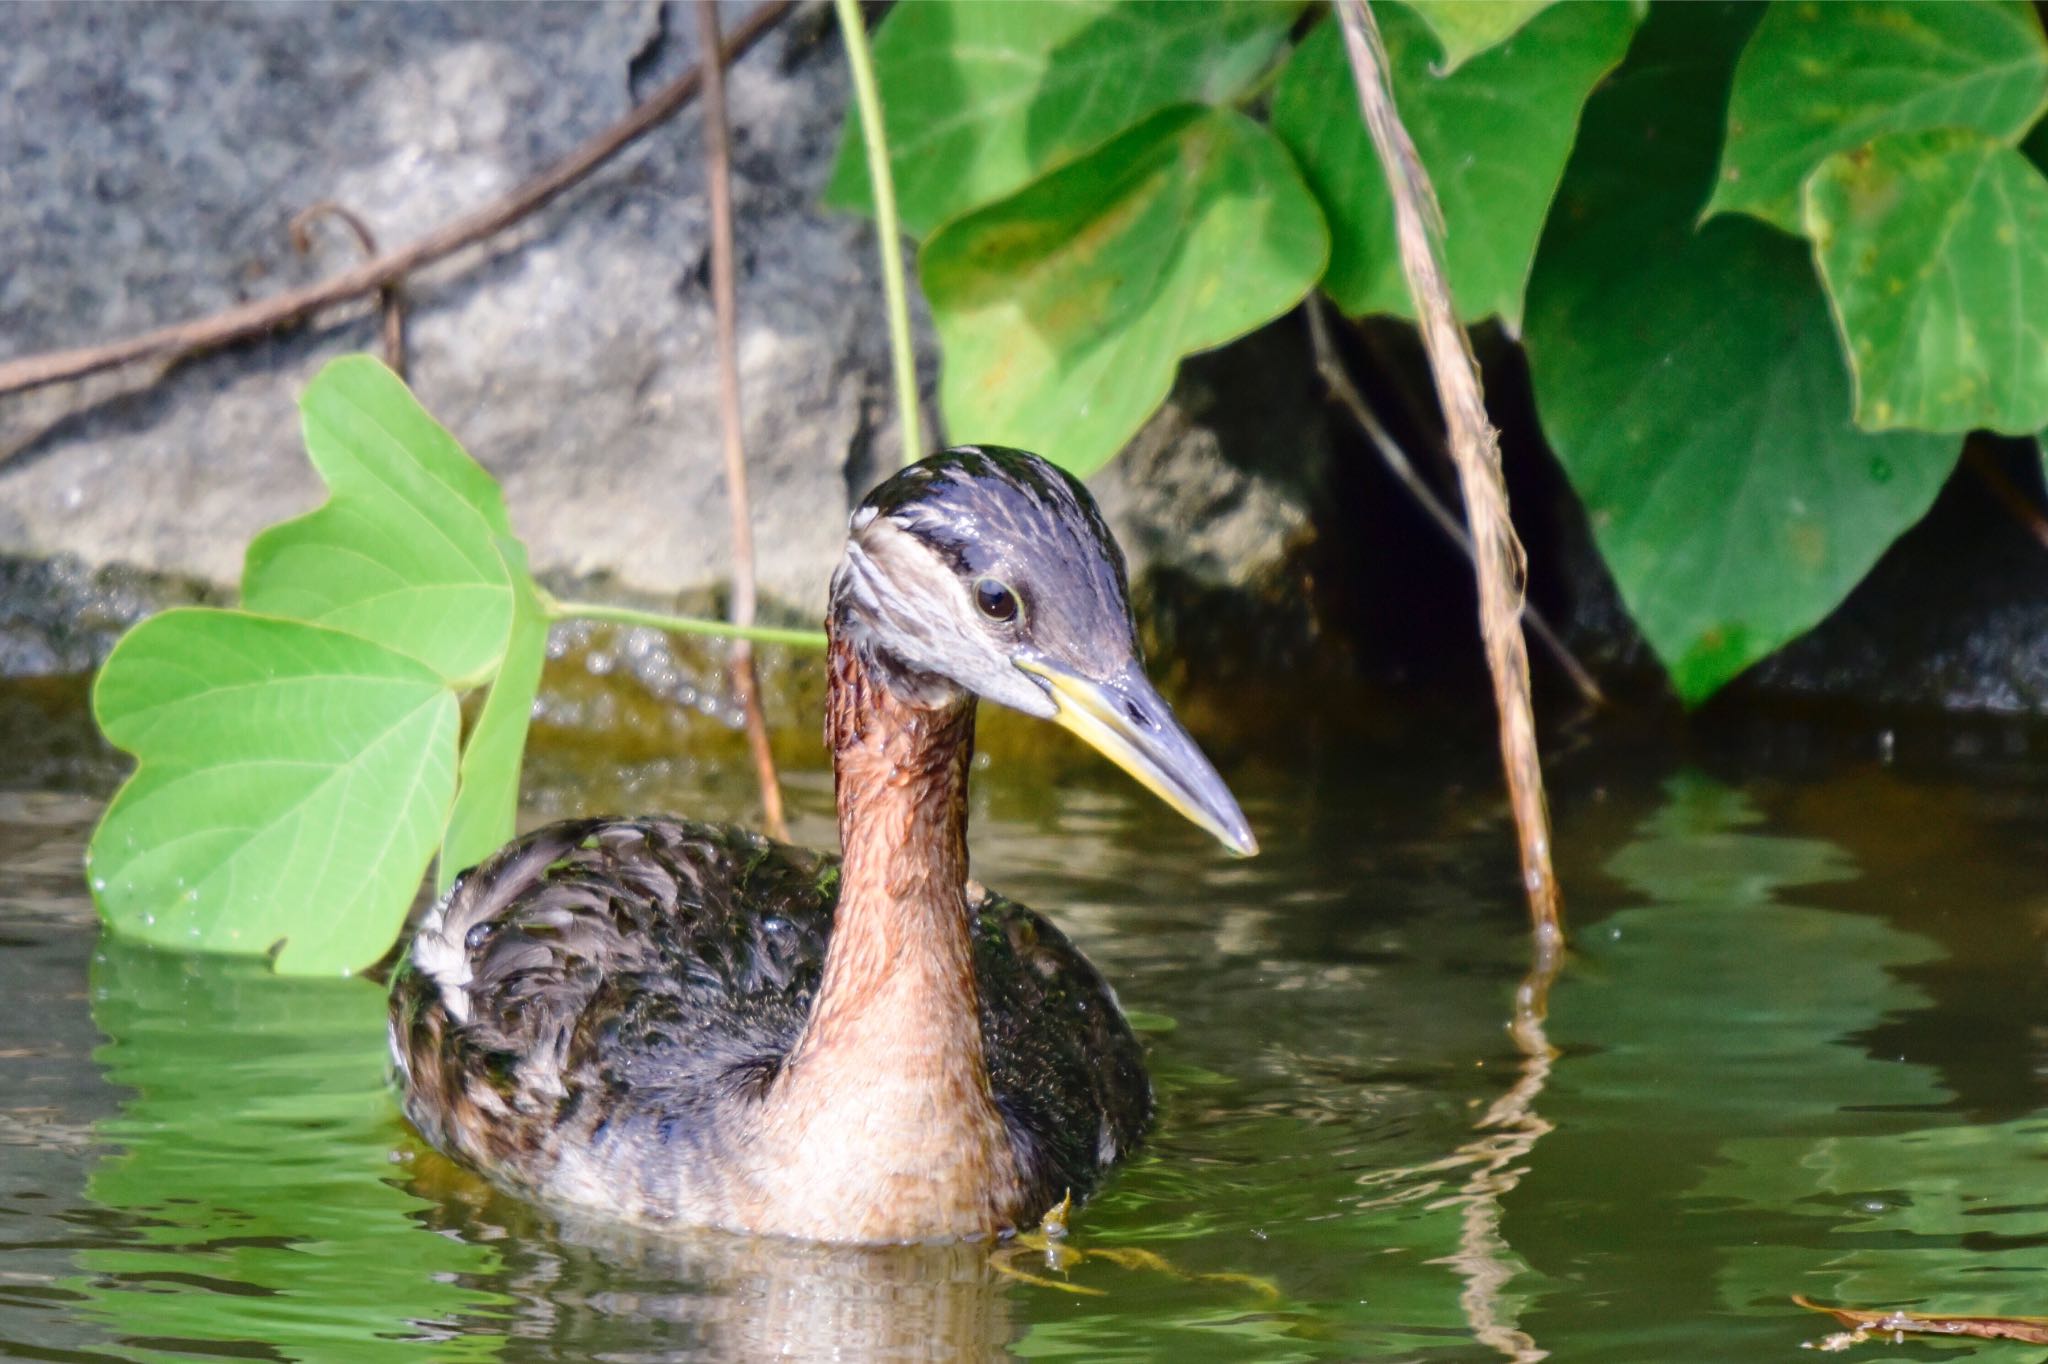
[824,0,1297,239]
[1807,127,2048,435]
[1524,2,1959,703]
[1400,0,1557,73]
[88,609,459,975]
[922,105,1327,477]
[1707,0,2048,235]
[243,356,517,687]
[1271,2,1637,329]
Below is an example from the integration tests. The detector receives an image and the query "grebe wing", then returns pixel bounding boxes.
[391,819,1151,1210]
[389,817,834,1170]
[969,885,1155,1208]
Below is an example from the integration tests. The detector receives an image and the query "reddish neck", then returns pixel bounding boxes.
[803,634,980,1046]
[731,635,1021,1238]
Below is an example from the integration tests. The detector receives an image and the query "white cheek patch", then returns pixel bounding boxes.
[851,520,989,674]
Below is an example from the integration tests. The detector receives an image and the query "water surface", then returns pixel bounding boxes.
[3,676,2045,1361]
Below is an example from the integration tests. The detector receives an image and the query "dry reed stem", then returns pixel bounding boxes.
[0,0,795,397]
[1333,0,1563,957]
[697,0,788,842]
[1334,6,1565,1355]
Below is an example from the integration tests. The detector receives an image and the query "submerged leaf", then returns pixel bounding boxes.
[439,543,547,891]
[88,609,459,975]
[1708,0,2048,234]
[1523,2,1957,703]
[243,356,518,687]
[1271,2,1636,328]
[824,0,1296,238]
[1807,128,2048,434]
[922,105,1327,476]
[1398,0,1557,73]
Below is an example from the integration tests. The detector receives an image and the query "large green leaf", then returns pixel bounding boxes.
[1400,0,1557,74]
[823,0,1296,239]
[1707,0,2048,235]
[922,105,1327,477]
[1807,128,2048,435]
[243,356,518,687]
[439,545,547,891]
[88,609,459,974]
[1523,2,1959,703]
[1270,2,1637,329]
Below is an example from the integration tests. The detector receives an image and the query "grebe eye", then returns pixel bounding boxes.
[974,578,1019,622]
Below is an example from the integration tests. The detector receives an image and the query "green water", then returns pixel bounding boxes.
[3,677,2046,1361]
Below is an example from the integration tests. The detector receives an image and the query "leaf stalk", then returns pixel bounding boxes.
[833,0,925,466]
[544,597,827,650]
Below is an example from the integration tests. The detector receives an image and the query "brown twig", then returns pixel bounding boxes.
[1334,0,1563,961]
[1305,298,1605,708]
[0,0,796,398]
[288,201,407,377]
[1963,442,2048,553]
[697,0,788,842]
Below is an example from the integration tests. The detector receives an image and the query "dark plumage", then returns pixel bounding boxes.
[389,446,1253,1243]
[389,817,1150,1221]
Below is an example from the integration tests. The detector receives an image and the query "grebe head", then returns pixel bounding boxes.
[829,445,1256,856]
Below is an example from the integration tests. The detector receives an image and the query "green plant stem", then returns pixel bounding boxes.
[545,598,827,649]
[834,0,924,467]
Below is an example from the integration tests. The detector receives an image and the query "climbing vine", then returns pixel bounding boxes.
[828,0,2048,703]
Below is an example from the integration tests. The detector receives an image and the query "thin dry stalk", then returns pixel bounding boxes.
[287,202,407,376]
[697,0,788,842]
[0,0,794,398]
[1304,299,1604,708]
[1333,7,1564,1353]
[1333,0,1563,958]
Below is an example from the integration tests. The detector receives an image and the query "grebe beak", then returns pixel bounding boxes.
[1015,659,1258,857]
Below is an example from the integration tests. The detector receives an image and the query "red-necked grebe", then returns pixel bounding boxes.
[389,446,1255,1242]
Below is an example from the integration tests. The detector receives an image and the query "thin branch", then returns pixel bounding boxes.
[832,0,924,467]
[0,0,796,398]
[1963,442,2048,553]
[544,598,828,650]
[288,201,407,377]
[1305,299,1604,708]
[1334,0,1563,956]
[697,0,788,842]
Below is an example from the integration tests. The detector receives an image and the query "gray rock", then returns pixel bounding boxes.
[0,0,1327,675]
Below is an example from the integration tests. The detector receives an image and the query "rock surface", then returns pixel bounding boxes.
[0,0,1329,674]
